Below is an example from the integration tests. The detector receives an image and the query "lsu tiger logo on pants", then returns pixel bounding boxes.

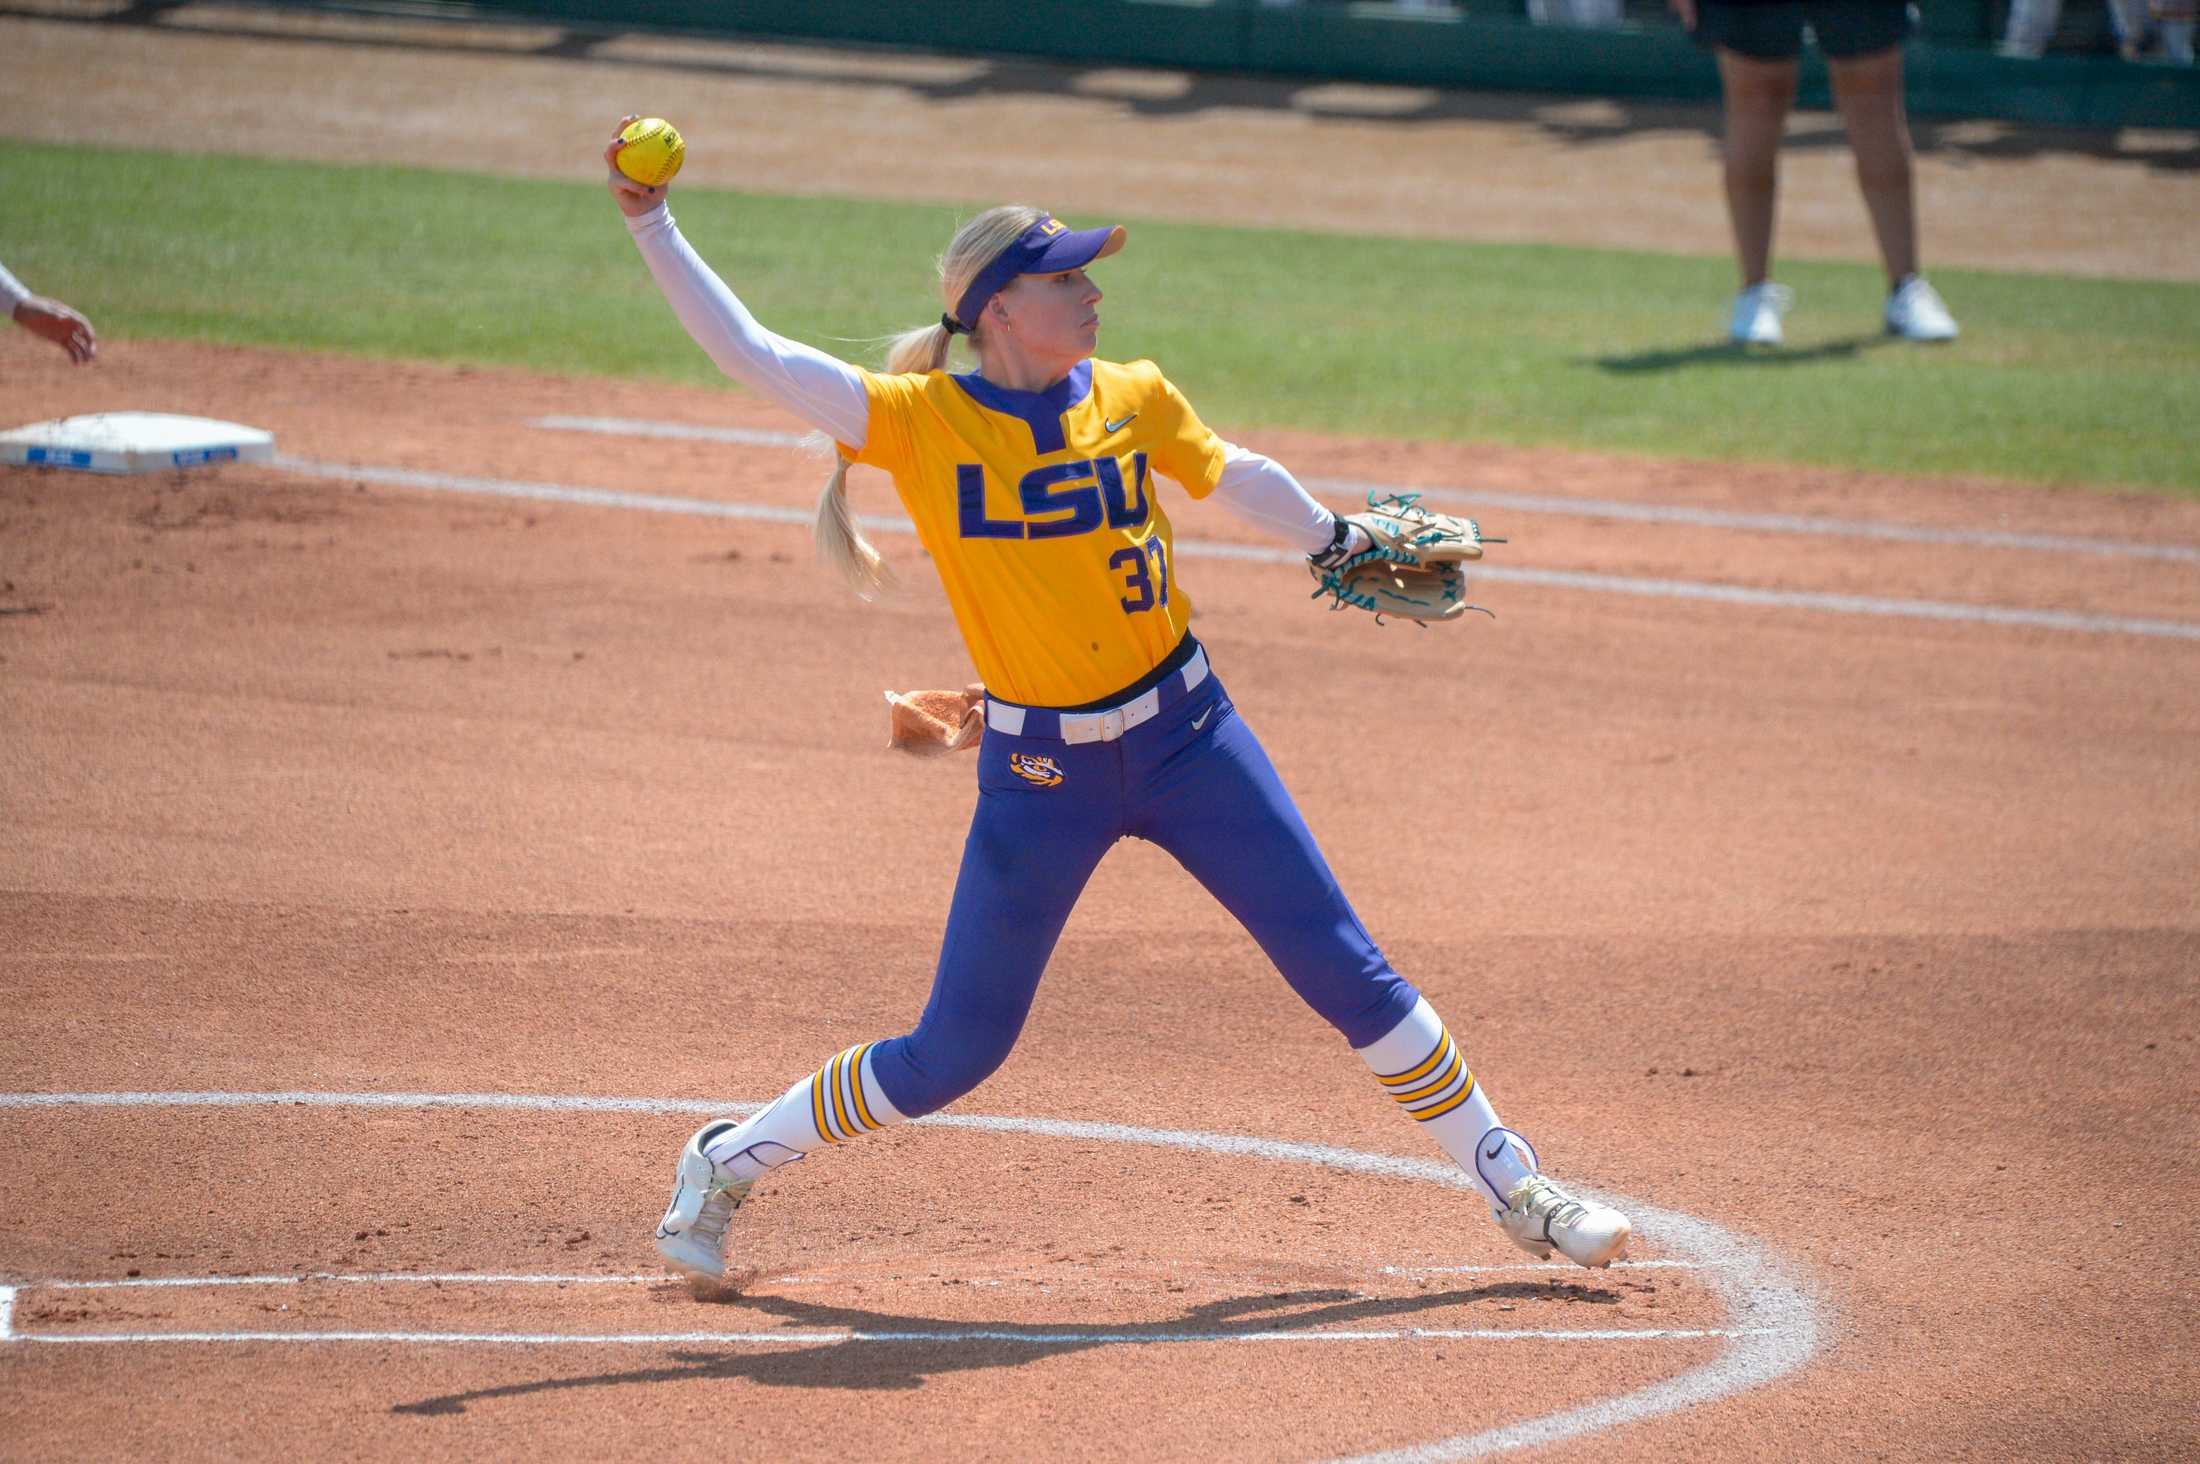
[1009,753,1064,787]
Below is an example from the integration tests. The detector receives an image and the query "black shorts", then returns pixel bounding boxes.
[1691,1,1916,61]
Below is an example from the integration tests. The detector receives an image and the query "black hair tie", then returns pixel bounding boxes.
[940,312,970,337]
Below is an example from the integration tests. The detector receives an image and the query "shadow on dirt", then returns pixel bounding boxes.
[389,1278,1622,1413]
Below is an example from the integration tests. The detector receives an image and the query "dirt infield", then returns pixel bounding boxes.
[4,5,2200,1461]
[5,336,2197,1459]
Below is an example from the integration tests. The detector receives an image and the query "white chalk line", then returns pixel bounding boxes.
[44,1272,666,1290]
[0,1089,760,1116]
[534,417,806,451]
[1382,1259,1699,1275]
[1308,474,2200,566]
[270,453,2200,642]
[23,1265,1742,1346]
[0,1090,1823,1463]
[13,1326,1771,1348]
[528,413,2200,566]
[46,1260,1696,1290]
[7,1266,1758,1346]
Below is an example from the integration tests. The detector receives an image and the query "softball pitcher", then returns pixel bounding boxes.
[602,120,1631,1278]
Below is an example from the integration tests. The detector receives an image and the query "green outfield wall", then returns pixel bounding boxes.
[301,0,2199,130]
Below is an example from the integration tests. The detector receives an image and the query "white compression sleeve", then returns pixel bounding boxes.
[0,261,30,312]
[1209,442,1338,555]
[625,204,871,450]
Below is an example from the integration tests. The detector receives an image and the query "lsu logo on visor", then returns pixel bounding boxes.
[1009,753,1064,787]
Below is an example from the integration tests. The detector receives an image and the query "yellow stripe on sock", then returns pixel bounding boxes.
[1393,1049,1465,1105]
[847,1043,880,1132]
[1377,1031,1454,1088]
[1402,1063,1467,1113]
[810,1064,839,1144]
[826,1049,855,1140]
[1412,1072,1477,1122]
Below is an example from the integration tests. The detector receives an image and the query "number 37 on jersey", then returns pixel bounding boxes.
[956,450,1170,613]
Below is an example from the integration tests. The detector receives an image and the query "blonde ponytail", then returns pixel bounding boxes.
[814,452,893,601]
[812,204,1050,600]
[884,320,954,376]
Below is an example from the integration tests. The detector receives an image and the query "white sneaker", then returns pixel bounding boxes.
[1729,282,1793,345]
[1885,276,1959,342]
[1498,1172,1633,1269]
[653,1120,753,1279]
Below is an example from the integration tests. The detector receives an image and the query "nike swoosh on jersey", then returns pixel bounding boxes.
[1191,706,1212,730]
[1105,413,1139,432]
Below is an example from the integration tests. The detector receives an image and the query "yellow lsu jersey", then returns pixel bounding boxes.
[841,357,1226,708]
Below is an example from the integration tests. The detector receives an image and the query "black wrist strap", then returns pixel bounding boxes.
[1308,516,1355,572]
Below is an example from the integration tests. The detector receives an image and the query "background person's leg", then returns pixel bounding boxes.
[1998,0,2064,56]
[1715,48,1801,289]
[1823,25,1958,340]
[1827,44,1918,286]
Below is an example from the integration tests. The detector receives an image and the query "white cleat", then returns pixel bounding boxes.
[1885,275,1959,342]
[1498,1172,1633,1269]
[1729,282,1793,346]
[653,1120,753,1280]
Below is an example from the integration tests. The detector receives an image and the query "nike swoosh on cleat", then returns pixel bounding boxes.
[1484,1141,1505,1159]
[1191,706,1212,730]
[1105,413,1138,432]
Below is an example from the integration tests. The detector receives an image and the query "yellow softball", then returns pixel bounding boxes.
[615,117,685,189]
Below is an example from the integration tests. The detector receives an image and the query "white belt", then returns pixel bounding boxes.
[987,645,1211,744]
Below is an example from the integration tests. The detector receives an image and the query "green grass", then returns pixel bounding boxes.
[6,141,2196,494]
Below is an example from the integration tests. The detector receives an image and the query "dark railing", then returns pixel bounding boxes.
[248,1,2199,128]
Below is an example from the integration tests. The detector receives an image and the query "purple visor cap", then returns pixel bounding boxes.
[951,217,1127,333]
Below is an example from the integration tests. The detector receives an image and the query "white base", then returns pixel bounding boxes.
[0,412,275,475]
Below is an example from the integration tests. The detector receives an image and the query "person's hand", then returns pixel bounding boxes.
[605,114,670,218]
[13,296,97,363]
[1667,0,1697,29]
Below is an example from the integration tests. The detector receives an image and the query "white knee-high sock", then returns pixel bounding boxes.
[700,1043,907,1182]
[1357,997,1538,1214]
